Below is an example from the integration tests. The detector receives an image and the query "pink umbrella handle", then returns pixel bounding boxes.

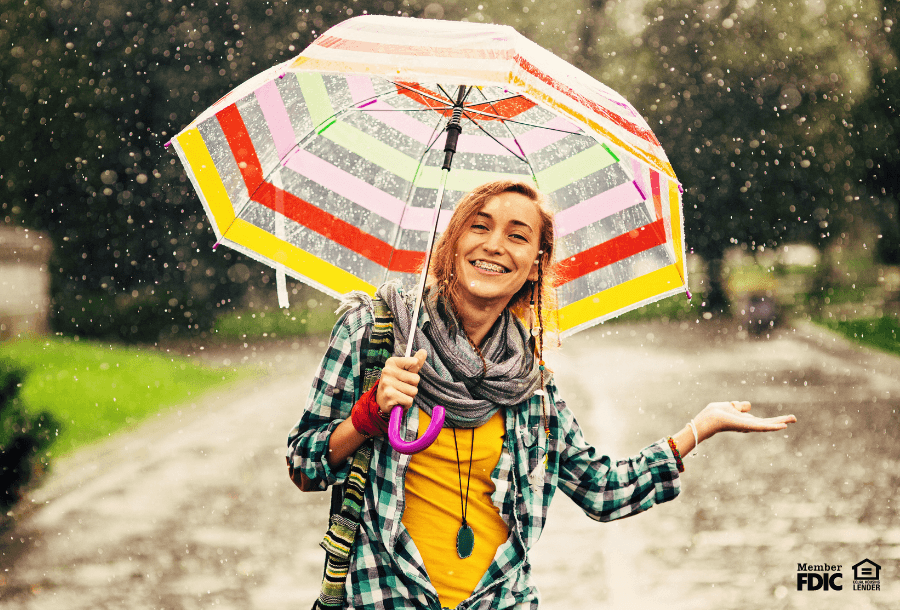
[388,405,445,454]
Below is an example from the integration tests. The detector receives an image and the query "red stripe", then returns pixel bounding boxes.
[217,105,265,193]
[555,219,667,285]
[651,171,663,221]
[514,55,661,147]
[394,82,536,122]
[216,104,425,274]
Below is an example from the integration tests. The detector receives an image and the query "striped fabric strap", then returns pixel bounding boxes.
[362,297,393,393]
[316,297,393,609]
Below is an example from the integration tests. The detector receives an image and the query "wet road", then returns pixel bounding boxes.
[1,319,898,609]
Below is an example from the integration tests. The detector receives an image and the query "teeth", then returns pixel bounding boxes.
[472,260,508,273]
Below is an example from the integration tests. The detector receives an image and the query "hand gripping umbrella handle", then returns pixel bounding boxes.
[386,86,462,456]
[388,405,445,455]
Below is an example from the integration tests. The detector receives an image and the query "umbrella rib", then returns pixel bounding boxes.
[461,111,527,163]
[436,84,456,105]
[385,107,449,282]
[459,108,584,135]
[464,88,537,177]
[356,107,450,113]
[437,83,475,108]
[393,81,455,109]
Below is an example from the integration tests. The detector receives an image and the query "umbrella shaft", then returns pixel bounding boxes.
[404,167,450,357]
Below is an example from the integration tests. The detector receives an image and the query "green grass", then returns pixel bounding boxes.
[610,293,698,323]
[820,317,900,357]
[0,337,250,455]
[212,307,337,339]
[802,285,871,306]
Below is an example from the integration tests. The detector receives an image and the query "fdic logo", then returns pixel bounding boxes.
[797,563,842,591]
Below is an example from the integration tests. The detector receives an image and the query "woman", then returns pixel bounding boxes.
[287,180,797,609]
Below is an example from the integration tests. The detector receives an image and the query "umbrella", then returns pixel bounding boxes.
[170,15,688,451]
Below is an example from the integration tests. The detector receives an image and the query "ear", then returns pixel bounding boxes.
[527,259,539,282]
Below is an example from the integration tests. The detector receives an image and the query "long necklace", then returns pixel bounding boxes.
[452,427,475,559]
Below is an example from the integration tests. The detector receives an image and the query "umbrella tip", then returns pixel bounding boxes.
[685,289,692,300]
[212,241,220,251]
[164,141,171,149]
[278,72,285,79]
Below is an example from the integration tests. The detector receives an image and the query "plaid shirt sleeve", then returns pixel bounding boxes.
[552,387,681,522]
[286,305,371,491]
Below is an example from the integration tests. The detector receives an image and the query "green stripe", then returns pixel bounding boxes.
[325,121,421,182]
[318,119,337,134]
[601,143,619,162]
[426,165,531,192]
[424,167,533,193]
[295,72,334,129]
[323,121,532,191]
[534,143,617,193]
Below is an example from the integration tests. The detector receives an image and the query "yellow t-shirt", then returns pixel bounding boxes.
[402,409,509,609]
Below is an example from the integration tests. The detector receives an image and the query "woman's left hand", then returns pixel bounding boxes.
[693,401,797,443]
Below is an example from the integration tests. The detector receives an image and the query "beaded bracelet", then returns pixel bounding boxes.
[667,436,685,473]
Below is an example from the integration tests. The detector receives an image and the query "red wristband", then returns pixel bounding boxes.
[667,436,685,473]
[351,381,389,437]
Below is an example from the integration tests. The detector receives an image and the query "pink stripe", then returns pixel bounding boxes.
[256,80,296,160]
[361,99,444,144]
[283,148,452,232]
[515,118,573,155]
[554,181,644,237]
[284,149,406,224]
[433,131,518,156]
[346,73,378,104]
[397,205,453,233]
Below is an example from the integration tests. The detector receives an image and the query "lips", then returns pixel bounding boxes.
[471,259,510,273]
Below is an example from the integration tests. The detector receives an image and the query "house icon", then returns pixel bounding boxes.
[852,559,881,580]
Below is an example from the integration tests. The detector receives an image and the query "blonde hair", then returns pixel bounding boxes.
[426,179,558,334]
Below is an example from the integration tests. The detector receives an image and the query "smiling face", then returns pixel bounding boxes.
[452,191,542,314]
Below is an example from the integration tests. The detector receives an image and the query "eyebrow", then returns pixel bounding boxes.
[475,211,536,233]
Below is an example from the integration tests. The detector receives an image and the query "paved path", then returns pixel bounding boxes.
[1,320,898,609]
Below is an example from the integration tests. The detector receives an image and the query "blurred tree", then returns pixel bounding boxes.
[583,0,874,311]
[0,0,403,342]
[852,0,900,266]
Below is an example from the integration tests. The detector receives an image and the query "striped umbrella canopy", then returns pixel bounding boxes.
[171,15,688,338]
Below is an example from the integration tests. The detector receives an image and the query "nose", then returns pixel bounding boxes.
[483,228,505,253]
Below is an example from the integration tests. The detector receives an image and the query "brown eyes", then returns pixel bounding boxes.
[469,223,529,243]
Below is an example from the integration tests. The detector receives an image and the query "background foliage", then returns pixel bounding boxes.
[0,359,57,515]
[2,0,898,337]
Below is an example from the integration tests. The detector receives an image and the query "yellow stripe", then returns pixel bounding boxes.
[668,179,685,281]
[509,74,678,182]
[177,129,235,229]
[557,266,684,332]
[226,219,376,295]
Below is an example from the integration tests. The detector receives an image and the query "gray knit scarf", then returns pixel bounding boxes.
[339,283,540,428]
[380,282,539,428]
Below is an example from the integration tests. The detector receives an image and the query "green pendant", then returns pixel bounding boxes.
[456,523,475,559]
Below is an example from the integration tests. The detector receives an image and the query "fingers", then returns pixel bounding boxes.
[408,349,427,374]
[730,400,752,412]
[376,352,429,412]
[378,380,419,409]
[732,412,798,433]
[698,401,797,438]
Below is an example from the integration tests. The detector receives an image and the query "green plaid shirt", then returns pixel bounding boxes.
[287,303,681,609]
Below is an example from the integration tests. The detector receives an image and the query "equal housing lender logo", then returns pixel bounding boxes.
[852,559,882,591]
[796,559,882,592]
